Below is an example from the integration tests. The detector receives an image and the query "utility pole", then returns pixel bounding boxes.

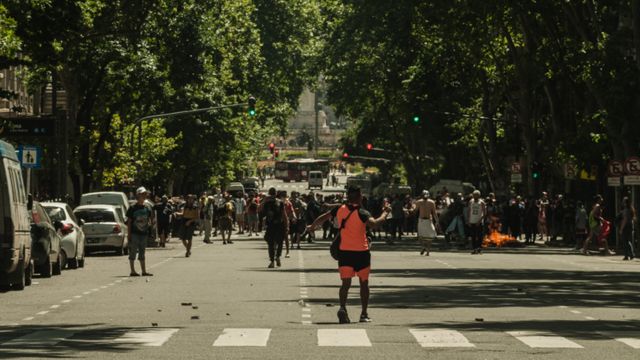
[314,90,319,159]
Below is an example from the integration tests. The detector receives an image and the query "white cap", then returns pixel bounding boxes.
[136,186,149,195]
[422,190,430,198]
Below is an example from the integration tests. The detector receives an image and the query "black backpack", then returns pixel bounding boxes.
[263,198,284,226]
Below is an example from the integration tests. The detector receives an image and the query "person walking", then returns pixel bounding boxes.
[307,186,391,324]
[412,191,438,256]
[233,193,246,235]
[618,196,636,261]
[468,190,486,254]
[574,201,588,249]
[153,195,173,248]
[582,195,605,255]
[259,188,289,268]
[177,195,199,257]
[219,195,235,244]
[203,196,214,244]
[126,187,153,276]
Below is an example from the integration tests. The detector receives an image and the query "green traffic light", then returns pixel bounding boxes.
[413,116,420,123]
[533,173,540,179]
[249,109,256,116]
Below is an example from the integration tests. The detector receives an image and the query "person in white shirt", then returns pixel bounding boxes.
[467,190,486,254]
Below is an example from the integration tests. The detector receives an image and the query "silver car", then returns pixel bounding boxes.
[73,205,128,256]
[43,202,86,269]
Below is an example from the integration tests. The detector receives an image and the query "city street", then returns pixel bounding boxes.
[1,230,639,359]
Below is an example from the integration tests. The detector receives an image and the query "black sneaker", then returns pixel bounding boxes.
[359,314,372,323]
[268,261,275,268]
[276,258,281,267]
[337,308,351,324]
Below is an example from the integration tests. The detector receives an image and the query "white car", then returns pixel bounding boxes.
[74,205,128,256]
[43,202,86,269]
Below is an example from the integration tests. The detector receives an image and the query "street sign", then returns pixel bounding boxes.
[564,163,577,179]
[0,117,56,137]
[625,175,640,186]
[510,173,522,183]
[607,177,621,187]
[624,156,640,175]
[510,162,522,174]
[608,160,624,177]
[17,145,42,169]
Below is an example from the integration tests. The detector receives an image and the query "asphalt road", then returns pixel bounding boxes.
[1,182,639,359]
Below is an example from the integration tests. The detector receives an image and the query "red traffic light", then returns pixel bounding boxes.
[366,143,373,151]
[274,149,280,158]
[269,143,275,150]
[342,152,349,159]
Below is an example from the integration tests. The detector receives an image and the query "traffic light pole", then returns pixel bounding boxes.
[129,102,248,158]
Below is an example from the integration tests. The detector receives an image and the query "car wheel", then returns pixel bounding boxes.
[10,258,26,291]
[25,260,33,286]
[40,259,53,278]
[78,257,85,268]
[52,253,63,275]
[68,257,78,269]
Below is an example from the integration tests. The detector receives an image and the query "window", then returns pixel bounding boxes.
[44,206,66,222]
[74,210,116,223]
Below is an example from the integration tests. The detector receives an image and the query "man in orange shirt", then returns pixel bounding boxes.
[308,186,390,324]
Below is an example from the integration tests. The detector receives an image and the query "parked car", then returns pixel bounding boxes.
[308,171,323,190]
[80,191,129,222]
[226,182,245,197]
[241,177,260,193]
[0,140,33,290]
[74,205,128,255]
[31,202,64,278]
[42,202,86,269]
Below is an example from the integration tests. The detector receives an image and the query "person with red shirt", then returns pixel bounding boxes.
[308,186,391,324]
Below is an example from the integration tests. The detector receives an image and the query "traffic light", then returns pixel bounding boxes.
[342,152,349,159]
[531,161,542,179]
[366,143,373,151]
[274,149,279,158]
[248,96,256,116]
[412,115,420,124]
[268,142,275,154]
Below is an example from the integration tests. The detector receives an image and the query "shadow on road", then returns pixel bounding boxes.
[0,324,181,358]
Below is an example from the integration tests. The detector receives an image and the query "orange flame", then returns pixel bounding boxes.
[482,231,518,248]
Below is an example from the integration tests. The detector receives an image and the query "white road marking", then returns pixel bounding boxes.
[73,295,82,299]
[22,317,34,321]
[318,329,372,347]
[508,331,583,348]
[302,314,312,318]
[114,328,179,347]
[50,305,60,309]
[302,308,311,312]
[32,282,39,285]
[36,311,49,315]
[409,329,475,348]
[302,320,312,325]
[585,316,595,320]
[100,286,108,289]
[83,291,91,295]
[91,288,99,292]
[62,299,72,303]
[213,328,271,347]
[300,295,308,298]
[558,305,568,309]
[570,310,582,314]
[614,337,640,349]
[1,329,76,347]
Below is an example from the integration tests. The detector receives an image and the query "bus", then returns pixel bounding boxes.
[275,159,330,182]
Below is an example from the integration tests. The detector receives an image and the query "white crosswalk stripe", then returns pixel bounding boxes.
[599,332,640,349]
[507,331,583,348]
[113,328,179,347]
[317,329,372,347]
[213,328,271,347]
[409,329,475,348]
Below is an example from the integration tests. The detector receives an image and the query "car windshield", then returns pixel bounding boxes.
[44,206,66,222]
[74,209,115,223]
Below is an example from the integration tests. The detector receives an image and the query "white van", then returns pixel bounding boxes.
[80,191,129,221]
[0,140,33,290]
[308,171,323,190]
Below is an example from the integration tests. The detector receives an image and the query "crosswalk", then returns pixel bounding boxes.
[1,327,639,351]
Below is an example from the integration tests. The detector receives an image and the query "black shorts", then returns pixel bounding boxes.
[157,221,170,237]
[338,250,371,272]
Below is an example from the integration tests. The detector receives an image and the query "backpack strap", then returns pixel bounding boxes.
[340,207,357,230]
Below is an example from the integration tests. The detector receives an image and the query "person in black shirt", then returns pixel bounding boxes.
[153,195,173,248]
[259,188,289,268]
